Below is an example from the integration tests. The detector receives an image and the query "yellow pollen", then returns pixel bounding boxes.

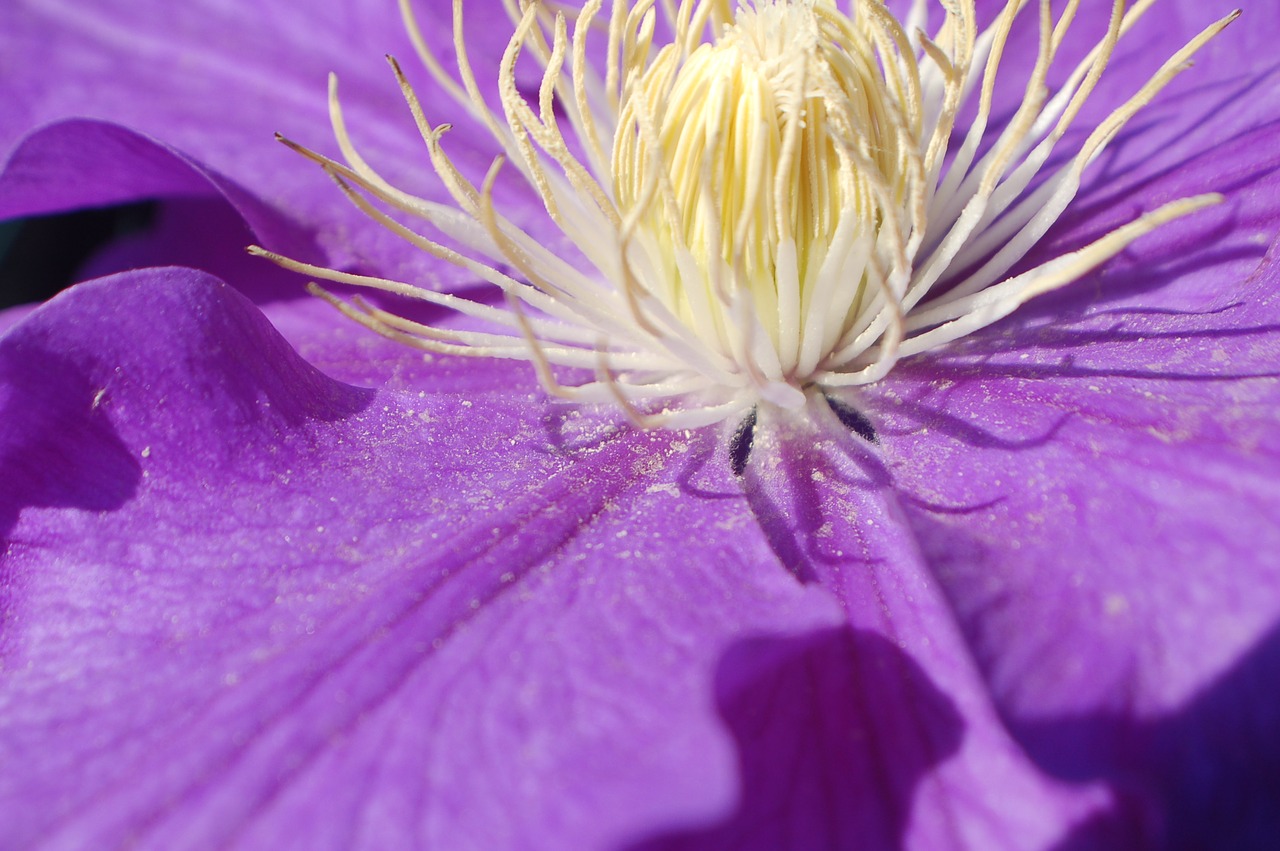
[612,0,908,358]
[256,0,1238,430]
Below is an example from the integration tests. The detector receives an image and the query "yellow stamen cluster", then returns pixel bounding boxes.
[612,1,915,405]
[256,0,1236,430]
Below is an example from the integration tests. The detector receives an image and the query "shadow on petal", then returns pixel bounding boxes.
[1071,114,1280,238]
[630,626,963,851]
[0,120,326,303]
[78,196,314,304]
[0,346,140,541]
[1,268,378,544]
[1023,620,1280,851]
[886,393,1280,847]
[876,392,1072,453]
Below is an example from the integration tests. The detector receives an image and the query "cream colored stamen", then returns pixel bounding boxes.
[255,0,1237,430]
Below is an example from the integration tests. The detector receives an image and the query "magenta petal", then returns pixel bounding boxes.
[0,269,855,849]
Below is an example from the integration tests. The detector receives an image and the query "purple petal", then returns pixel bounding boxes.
[3,2,1278,848]
[2,1,567,277]
[0,268,853,849]
[0,121,324,295]
[2,0,404,203]
[0,303,38,337]
[869,139,1280,846]
[78,195,314,304]
[686,405,1124,850]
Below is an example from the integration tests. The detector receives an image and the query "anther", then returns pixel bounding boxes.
[730,407,758,477]
[825,394,878,444]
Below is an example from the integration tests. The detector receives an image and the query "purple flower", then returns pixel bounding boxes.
[2,0,1279,848]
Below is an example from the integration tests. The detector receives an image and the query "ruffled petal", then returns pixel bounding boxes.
[0,269,846,850]
[0,120,326,296]
[1,0,566,277]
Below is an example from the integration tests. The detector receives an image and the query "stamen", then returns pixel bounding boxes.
[263,0,1236,430]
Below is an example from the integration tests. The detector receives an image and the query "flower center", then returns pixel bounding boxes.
[612,0,908,380]
[257,0,1235,430]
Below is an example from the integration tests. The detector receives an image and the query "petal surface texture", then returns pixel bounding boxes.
[2,270,846,849]
[2,0,1280,849]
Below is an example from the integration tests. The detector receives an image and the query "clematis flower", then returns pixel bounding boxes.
[2,0,1279,848]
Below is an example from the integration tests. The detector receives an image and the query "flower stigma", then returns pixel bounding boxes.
[255,0,1237,430]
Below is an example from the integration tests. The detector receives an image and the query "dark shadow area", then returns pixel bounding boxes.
[0,346,141,543]
[630,626,963,851]
[0,119,330,310]
[1036,620,1280,851]
[896,494,1280,849]
[76,195,317,305]
[0,203,156,309]
[0,193,324,311]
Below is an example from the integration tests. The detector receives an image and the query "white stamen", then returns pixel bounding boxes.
[260,0,1236,430]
